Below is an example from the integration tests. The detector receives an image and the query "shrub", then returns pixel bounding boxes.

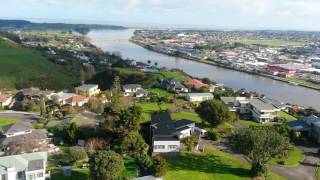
[69,146,88,163]
[207,130,220,141]
[152,155,167,177]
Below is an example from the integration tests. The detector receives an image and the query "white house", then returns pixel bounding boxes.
[0,95,12,108]
[0,152,49,180]
[75,84,100,97]
[122,84,148,97]
[151,112,205,154]
[221,97,279,123]
[185,93,214,102]
[65,95,88,107]
[50,92,77,105]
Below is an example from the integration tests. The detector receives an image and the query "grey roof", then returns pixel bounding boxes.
[0,152,47,174]
[1,129,48,146]
[2,122,33,135]
[122,84,142,90]
[27,159,44,171]
[136,88,148,95]
[77,84,98,90]
[220,97,236,107]
[302,115,320,125]
[187,93,213,98]
[249,98,276,111]
[151,112,195,137]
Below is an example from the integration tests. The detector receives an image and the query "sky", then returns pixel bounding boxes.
[1,0,320,30]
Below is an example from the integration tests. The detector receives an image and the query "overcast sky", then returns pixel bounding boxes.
[1,0,320,30]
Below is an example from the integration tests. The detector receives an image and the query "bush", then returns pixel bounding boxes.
[69,146,88,163]
[152,155,167,177]
[207,130,220,141]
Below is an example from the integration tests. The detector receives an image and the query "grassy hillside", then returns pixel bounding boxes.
[0,38,77,89]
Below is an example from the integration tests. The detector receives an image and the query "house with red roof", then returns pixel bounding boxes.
[0,95,12,108]
[65,95,88,107]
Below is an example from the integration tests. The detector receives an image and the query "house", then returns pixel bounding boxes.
[288,115,320,144]
[184,93,214,102]
[50,92,77,105]
[157,78,189,93]
[184,79,207,90]
[0,122,50,155]
[65,95,88,107]
[75,84,100,97]
[16,88,54,101]
[0,152,49,180]
[122,84,148,97]
[151,112,205,154]
[221,97,279,123]
[0,95,12,108]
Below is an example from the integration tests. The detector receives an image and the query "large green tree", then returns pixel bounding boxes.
[181,136,198,152]
[66,122,79,144]
[229,127,290,176]
[120,132,149,157]
[111,76,122,112]
[152,155,167,177]
[196,99,237,127]
[117,106,142,134]
[94,150,124,180]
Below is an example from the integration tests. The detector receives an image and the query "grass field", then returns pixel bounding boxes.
[239,119,271,127]
[0,39,77,89]
[147,88,174,97]
[165,148,284,180]
[121,156,138,178]
[51,169,90,180]
[136,102,174,122]
[0,117,20,128]
[171,111,203,123]
[230,38,304,47]
[278,111,297,122]
[269,146,304,167]
[286,77,320,90]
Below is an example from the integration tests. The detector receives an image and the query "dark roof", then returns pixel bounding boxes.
[151,112,195,136]
[27,159,44,171]
[287,120,310,131]
[2,122,33,134]
[123,84,142,90]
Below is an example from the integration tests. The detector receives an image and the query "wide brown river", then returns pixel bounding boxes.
[87,29,320,110]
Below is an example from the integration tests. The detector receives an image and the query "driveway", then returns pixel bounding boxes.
[201,138,319,180]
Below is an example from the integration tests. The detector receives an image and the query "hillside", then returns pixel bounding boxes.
[0,38,78,90]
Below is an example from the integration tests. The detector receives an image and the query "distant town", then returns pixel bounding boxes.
[131,30,320,90]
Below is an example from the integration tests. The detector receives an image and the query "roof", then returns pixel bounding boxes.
[151,112,195,137]
[187,93,213,98]
[0,129,48,146]
[185,79,207,89]
[122,84,142,90]
[249,98,276,111]
[302,115,320,125]
[2,122,33,135]
[76,84,98,90]
[287,120,310,131]
[0,152,47,174]
[66,95,88,103]
[0,95,11,103]
[54,92,77,101]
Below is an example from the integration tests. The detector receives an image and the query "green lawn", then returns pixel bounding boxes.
[147,88,174,97]
[0,117,20,128]
[230,38,304,47]
[165,148,284,180]
[0,39,77,89]
[51,169,90,180]
[136,102,174,122]
[269,146,304,167]
[285,77,320,90]
[171,111,203,123]
[121,156,138,178]
[155,71,189,81]
[278,111,297,122]
[239,119,271,127]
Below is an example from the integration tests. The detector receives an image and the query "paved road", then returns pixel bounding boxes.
[269,141,319,180]
[202,138,319,180]
[0,111,40,122]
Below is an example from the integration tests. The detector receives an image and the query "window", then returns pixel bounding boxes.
[2,174,6,180]
[17,171,25,179]
[154,145,165,150]
[28,174,36,180]
[168,145,178,149]
[37,172,44,178]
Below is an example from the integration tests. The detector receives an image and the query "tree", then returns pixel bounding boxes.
[80,66,85,85]
[88,98,105,114]
[66,122,79,144]
[181,136,198,152]
[69,146,88,163]
[94,150,124,180]
[196,99,237,127]
[152,155,167,177]
[39,97,46,117]
[117,106,142,134]
[229,127,290,176]
[85,138,110,156]
[120,132,149,157]
[111,76,122,112]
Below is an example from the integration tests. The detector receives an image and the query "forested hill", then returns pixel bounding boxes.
[0,19,126,33]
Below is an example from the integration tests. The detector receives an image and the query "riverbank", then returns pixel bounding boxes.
[131,39,320,92]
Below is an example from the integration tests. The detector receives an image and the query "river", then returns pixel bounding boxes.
[87,29,320,110]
